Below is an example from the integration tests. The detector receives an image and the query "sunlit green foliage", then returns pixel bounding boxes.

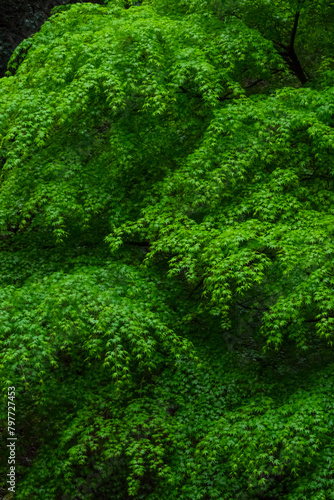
[1,0,334,498]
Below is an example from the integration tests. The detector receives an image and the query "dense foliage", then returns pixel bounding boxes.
[1,0,334,498]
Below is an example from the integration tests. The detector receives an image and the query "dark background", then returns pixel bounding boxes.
[0,0,105,77]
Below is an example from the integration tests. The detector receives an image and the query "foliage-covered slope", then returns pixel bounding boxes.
[1,0,334,498]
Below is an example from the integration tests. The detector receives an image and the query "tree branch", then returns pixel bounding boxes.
[289,9,300,50]
[278,7,308,85]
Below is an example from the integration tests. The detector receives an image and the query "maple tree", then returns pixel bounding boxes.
[1,0,334,498]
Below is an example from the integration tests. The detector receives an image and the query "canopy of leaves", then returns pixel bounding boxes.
[1,0,334,498]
